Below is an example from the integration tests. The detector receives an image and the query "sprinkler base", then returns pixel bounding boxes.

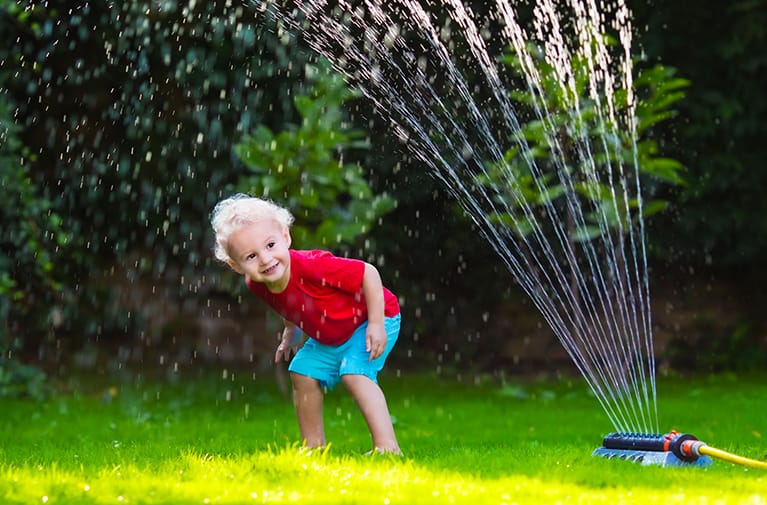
[592,447,713,467]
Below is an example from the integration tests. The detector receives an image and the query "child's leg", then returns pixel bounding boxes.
[290,372,325,448]
[341,374,400,454]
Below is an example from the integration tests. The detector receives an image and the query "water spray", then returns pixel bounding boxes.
[268,2,766,475]
[593,431,767,469]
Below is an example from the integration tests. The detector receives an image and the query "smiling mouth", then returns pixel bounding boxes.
[261,263,279,275]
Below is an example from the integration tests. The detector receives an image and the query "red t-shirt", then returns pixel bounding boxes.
[246,249,400,346]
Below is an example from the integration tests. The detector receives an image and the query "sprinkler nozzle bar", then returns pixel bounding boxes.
[598,431,767,469]
[602,431,703,462]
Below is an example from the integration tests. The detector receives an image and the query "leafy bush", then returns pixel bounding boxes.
[0,90,59,399]
[480,44,688,244]
[234,63,396,250]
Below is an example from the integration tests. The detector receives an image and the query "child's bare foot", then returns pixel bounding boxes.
[365,447,403,457]
[298,444,328,456]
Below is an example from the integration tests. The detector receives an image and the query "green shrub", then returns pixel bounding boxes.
[0,92,59,399]
[234,62,395,250]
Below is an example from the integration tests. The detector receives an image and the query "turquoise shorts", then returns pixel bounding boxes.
[288,314,401,390]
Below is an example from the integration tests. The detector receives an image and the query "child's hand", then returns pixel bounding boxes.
[366,322,387,361]
[275,326,302,363]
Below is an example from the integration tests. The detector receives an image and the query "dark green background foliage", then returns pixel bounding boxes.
[1,0,766,395]
[1,0,313,266]
[0,91,51,399]
[1,1,314,351]
[634,0,767,268]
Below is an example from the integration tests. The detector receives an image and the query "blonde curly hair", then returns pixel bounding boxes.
[210,193,294,263]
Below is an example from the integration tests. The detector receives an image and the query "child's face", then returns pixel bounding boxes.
[225,219,292,292]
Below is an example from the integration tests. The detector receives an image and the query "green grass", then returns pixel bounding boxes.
[1,369,766,504]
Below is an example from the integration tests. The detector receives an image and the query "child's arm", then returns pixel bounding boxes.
[362,263,387,361]
[275,319,304,362]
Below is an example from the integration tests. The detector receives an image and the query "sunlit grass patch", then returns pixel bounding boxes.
[3,445,766,505]
[1,371,766,504]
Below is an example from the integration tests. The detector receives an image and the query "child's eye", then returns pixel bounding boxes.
[246,253,256,260]
[267,241,276,249]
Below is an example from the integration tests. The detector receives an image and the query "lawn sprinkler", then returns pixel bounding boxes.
[593,431,767,469]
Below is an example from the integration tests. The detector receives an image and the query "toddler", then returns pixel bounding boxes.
[211,194,401,454]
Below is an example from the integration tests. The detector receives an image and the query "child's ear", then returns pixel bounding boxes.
[284,227,292,248]
[225,259,243,274]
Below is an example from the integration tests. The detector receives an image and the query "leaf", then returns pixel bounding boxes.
[572,224,602,243]
[574,182,612,202]
[641,158,686,185]
[642,199,669,217]
[538,184,565,204]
